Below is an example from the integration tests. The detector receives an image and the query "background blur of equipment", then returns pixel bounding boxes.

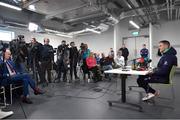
[131,57,152,71]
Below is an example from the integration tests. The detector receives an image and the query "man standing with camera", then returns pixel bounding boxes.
[69,42,79,82]
[41,38,54,84]
[29,38,44,84]
[56,40,69,82]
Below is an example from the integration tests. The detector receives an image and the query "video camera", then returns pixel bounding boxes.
[9,35,28,64]
[0,41,9,56]
[0,41,9,69]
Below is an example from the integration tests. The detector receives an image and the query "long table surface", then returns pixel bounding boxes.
[104,68,149,76]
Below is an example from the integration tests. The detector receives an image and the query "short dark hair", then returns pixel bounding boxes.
[159,40,170,47]
[62,40,66,43]
[44,38,49,42]
[32,38,36,41]
[70,41,74,45]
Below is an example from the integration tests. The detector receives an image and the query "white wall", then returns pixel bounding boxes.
[152,20,180,67]
[73,27,114,56]
[114,19,149,52]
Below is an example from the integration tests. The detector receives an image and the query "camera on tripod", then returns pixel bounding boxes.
[9,35,28,65]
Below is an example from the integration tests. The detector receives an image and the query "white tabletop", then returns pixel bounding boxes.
[104,68,149,76]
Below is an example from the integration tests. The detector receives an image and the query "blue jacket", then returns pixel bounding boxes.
[153,47,177,83]
[140,48,149,58]
[0,57,23,80]
[82,49,90,59]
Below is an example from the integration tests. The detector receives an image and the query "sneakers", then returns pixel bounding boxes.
[0,109,14,119]
[142,93,155,101]
[87,79,91,83]
[155,90,160,97]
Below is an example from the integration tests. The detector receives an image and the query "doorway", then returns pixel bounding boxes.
[123,35,149,64]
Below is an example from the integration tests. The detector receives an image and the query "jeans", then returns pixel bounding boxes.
[102,65,113,78]
[1,73,36,97]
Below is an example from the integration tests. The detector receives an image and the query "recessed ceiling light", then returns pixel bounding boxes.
[29,4,36,11]
[129,20,140,29]
[28,22,38,31]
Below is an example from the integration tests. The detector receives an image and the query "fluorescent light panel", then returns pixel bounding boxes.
[28,22,38,32]
[129,20,140,29]
[29,5,36,11]
[56,33,73,38]
[0,2,22,11]
[86,28,101,34]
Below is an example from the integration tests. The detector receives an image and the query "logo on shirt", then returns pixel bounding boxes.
[164,61,168,65]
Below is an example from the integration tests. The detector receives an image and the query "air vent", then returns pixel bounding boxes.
[174,0,180,8]
[0,24,8,28]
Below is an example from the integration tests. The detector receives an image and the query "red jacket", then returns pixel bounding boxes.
[86,57,97,69]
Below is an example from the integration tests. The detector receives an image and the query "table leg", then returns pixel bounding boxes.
[121,75,126,103]
[107,74,143,112]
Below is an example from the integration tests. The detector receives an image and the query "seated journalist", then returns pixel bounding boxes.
[0,49,44,104]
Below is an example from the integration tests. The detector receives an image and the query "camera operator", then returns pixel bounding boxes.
[56,40,69,82]
[41,38,54,84]
[69,42,79,82]
[29,38,44,84]
[9,35,28,71]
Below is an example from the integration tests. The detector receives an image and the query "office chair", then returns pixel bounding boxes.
[0,86,7,107]
[150,65,176,101]
[128,66,176,101]
[10,83,23,105]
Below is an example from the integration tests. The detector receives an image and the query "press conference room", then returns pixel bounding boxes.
[0,0,180,119]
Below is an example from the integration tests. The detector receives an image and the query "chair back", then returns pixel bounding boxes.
[169,66,176,84]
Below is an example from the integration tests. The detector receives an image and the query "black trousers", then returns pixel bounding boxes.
[57,60,68,81]
[81,59,90,79]
[70,60,78,80]
[137,75,166,94]
[34,61,44,84]
[41,60,52,83]
[89,66,102,82]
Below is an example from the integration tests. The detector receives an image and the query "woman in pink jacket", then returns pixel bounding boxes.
[86,52,102,82]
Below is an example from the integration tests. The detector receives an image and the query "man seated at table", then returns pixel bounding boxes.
[0,49,44,104]
[137,40,177,101]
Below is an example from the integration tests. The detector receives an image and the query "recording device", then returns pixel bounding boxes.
[0,41,9,56]
[0,41,9,71]
[9,35,28,64]
[131,57,152,71]
[57,44,69,57]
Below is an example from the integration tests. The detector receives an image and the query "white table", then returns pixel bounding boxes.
[104,68,149,111]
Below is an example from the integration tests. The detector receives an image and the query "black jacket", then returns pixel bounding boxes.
[41,44,54,61]
[69,46,79,64]
[153,47,177,83]
[119,47,129,61]
[29,42,43,62]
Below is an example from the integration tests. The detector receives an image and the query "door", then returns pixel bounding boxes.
[123,36,149,65]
